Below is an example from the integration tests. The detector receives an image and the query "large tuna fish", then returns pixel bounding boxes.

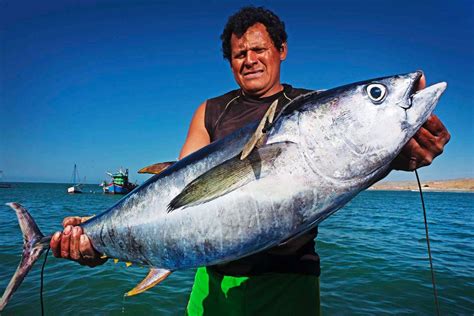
[1,71,446,310]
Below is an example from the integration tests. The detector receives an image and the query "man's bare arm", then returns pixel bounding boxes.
[179,101,211,159]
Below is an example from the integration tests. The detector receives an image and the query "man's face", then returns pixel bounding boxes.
[230,23,287,98]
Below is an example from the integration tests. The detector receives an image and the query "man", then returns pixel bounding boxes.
[51,6,450,315]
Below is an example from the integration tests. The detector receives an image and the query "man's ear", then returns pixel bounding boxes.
[280,42,288,61]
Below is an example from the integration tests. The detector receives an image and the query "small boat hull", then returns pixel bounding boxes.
[101,168,137,195]
[67,185,82,194]
[103,184,133,194]
[68,164,83,194]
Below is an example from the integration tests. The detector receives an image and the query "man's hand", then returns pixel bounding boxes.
[392,115,450,170]
[50,216,107,267]
[391,74,450,171]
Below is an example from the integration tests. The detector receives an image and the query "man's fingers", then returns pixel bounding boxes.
[79,235,104,267]
[79,235,95,258]
[60,225,72,258]
[398,138,417,159]
[423,115,451,141]
[412,127,440,152]
[405,138,434,168]
[53,216,106,267]
[63,215,94,227]
[393,138,433,171]
[63,216,83,227]
[70,227,83,260]
[417,73,426,91]
[413,123,449,160]
[50,232,62,258]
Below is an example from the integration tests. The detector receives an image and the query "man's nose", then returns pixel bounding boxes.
[244,51,258,66]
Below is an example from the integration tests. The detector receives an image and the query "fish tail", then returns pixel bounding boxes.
[0,203,50,311]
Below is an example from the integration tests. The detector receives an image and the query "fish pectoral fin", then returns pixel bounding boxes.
[138,161,176,174]
[125,268,172,297]
[241,99,278,160]
[167,141,294,212]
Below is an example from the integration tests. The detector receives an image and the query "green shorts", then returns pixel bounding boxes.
[186,267,320,316]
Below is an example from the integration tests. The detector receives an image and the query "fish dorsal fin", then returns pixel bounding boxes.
[138,161,176,174]
[240,99,278,160]
[167,142,294,212]
[125,268,172,297]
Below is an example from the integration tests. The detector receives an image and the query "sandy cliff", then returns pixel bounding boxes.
[370,178,474,192]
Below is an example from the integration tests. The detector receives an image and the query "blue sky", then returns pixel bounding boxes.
[1,0,473,183]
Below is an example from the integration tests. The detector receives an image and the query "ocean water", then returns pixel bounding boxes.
[0,183,472,315]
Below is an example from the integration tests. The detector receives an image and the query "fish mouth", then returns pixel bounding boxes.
[406,80,447,128]
[408,71,423,100]
[402,71,446,117]
[410,81,447,103]
[400,71,423,109]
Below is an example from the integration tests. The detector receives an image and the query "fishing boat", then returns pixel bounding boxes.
[102,168,137,194]
[67,164,83,194]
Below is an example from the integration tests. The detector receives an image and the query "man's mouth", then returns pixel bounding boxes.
[243,70,264,78]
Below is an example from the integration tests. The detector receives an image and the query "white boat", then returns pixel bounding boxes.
[67,164,83,194]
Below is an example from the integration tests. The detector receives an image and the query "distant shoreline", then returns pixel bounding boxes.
[369,178,474,192]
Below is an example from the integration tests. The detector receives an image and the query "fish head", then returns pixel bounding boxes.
[297,71,447,183]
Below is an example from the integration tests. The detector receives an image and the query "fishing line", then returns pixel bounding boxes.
[40,247,50,316]
[415,170,440,316]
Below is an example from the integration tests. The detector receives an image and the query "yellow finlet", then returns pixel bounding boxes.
[125,268,172,297]
[125,262,132,267]
[114,259,119,264]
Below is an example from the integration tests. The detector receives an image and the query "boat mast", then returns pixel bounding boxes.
[71,164,80,184]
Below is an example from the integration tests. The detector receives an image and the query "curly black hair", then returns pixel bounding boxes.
[220,6,287,62]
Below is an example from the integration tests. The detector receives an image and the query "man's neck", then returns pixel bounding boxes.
[241,84,284,99]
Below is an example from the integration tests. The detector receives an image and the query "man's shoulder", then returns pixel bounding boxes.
[206,89,241,107]
[204,85,319,108]
[203,89,242,137]
[284,84,315,99]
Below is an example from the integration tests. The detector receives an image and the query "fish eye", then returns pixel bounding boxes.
[366,84,387,103]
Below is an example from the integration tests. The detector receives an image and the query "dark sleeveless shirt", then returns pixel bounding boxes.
[204,84,321,277]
